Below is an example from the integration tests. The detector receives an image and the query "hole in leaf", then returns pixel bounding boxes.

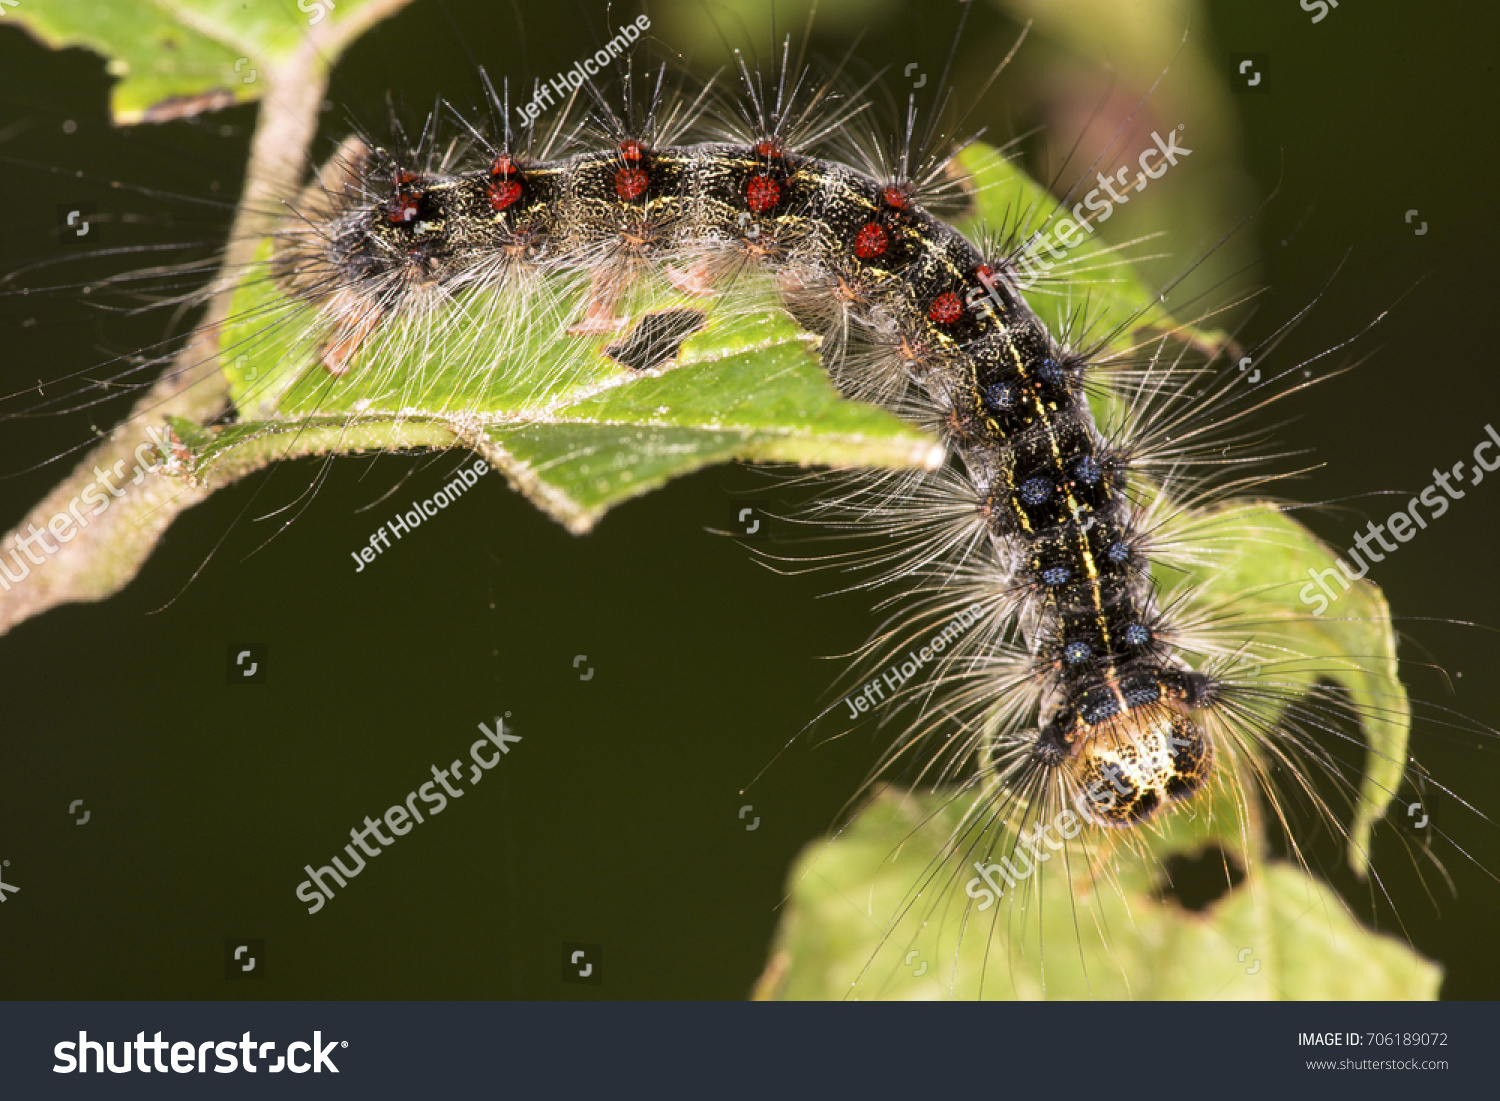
[604,309,708,371]
[1156,845,1245,911]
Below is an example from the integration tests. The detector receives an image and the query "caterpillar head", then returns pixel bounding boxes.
[1070,706,1213,827]
[1038,670,1217,827]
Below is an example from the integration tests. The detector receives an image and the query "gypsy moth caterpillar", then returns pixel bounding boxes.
[2,0,1497,1003]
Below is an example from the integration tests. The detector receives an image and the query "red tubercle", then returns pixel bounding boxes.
[881,184,912,211]
[615,166,649,201]
[386,169,425,225]
[745,173,780,213]
[853,221,890,260]
[754,138,785,159]
[928,291,963,325]
[486,153,524,210]
[386,194,421,225]
[618,139,647,162]
[487,179,524,211]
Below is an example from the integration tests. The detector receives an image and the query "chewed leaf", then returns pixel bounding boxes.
[755,788,1439,1001]
[757,500,1416,997]
[191,137,1226,531]
[201,250,941,532]
[5,0,408,123]
[1154,502,1411,875]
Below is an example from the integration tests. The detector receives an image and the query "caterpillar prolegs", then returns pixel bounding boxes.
[4,0,1498,1001]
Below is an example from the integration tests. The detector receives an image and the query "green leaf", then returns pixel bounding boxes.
[196,251,942,532]
[757,787,1439,1000]
[1151,502,1410,875]
[3,0,402,123]
[952,142,1231,359]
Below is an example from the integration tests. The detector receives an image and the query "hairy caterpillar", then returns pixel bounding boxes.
[290,58,1224,824]
[2,0,1497,1001]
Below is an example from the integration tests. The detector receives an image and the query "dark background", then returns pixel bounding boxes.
[0,0,1497,999]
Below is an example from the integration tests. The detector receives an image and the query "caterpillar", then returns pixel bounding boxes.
[2,0,1497,1001]
[295,83,1220,810]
